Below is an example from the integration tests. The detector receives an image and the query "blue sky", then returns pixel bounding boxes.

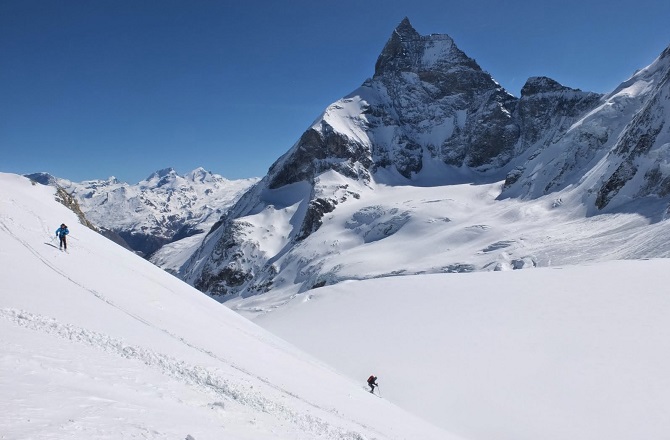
[2,0,670,183]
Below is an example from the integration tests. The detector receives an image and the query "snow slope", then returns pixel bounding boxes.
[3,169,670,440]
[213,167,670,315]
[256,261,670,440]
[0,172,458,440]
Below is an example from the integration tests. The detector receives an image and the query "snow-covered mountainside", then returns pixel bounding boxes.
[179,18,670,305]
[27,168,258,261]
[0,172,457,440]
[501,45,670,213]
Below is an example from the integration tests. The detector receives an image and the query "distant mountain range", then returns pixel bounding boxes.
[29,18,670,311]
[26,168,258,263]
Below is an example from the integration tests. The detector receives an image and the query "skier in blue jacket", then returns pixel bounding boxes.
[56,223,69,250]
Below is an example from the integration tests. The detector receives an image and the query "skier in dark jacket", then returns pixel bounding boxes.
[56,223,69,250]
[367,375,378,393]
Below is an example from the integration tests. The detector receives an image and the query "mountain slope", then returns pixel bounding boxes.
[180,17,527,296]
[180,19,670,305]
[0,172,457,440]
[501,45,670,213]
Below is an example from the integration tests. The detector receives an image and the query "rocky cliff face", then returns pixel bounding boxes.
[267,17,521,191]
[515,77,602,151]
[500,77,603,191]
[182,18,670,300]
[374,18,520,171]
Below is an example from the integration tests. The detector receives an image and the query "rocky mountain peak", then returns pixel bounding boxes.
[394,17,418,39]
[374,17,476,77]
[520,76,577,96]
[181,21,670,300]
[262,18,518,191]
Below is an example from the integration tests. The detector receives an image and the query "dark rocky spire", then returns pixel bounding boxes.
[374,17,480,78]
[374,17,422,76]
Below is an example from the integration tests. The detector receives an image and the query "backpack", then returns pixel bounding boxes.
[367,375,375,384]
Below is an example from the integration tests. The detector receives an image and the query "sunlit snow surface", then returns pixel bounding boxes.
[3,171,670,440]
[0,173,457,440]
[223,166,670,315]
[257,263,670,440]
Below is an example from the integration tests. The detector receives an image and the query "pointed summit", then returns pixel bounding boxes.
[394,17,420,40]
[374,18,421,76]
[374,17,479,77]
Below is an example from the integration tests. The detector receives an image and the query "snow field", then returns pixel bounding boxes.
[0,173,459,440]
[256,261,670,440]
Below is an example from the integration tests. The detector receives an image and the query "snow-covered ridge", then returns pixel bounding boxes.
[501,40,670,212]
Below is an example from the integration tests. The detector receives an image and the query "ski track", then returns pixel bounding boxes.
[0,217,381,440]
[0,218,154,327]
